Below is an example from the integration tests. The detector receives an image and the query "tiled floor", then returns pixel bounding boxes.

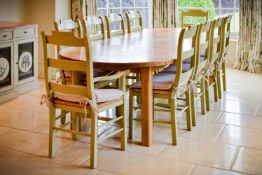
[0,69,262,175]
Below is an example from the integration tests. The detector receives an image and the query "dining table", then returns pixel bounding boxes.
[59,28,183,147]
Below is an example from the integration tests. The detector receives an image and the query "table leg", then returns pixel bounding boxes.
[140,67,153,146]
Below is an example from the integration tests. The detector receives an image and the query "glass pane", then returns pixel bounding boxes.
[215,9,220,17]
[235,0,240,8]
[178,0,190,7]
[97,9,107,16]
[212,0,219,8]
[234,9,239,32]
[221,9,234,15]
[96,0,106,8]
[136,8,149,28]
[206,0,216,20]
[109,0,120,7]
[221,0,234,8]
[135,0,148,7]
[109,9,121,30]
[191,0,206,8]
[178,8,190,27]
[122,0,134,7]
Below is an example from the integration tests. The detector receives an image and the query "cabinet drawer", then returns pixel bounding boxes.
[15,27,35,38]
[0,31,13,41]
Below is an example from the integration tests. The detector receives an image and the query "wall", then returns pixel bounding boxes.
[0,0,25,22]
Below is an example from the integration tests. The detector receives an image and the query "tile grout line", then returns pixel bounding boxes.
[229,146,241,171]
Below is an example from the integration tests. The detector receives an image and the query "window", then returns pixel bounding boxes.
[178,0,239,34]
[96,0,150,28]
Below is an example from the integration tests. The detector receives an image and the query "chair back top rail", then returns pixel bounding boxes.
[41,31,95,100]
[181,9,208,28]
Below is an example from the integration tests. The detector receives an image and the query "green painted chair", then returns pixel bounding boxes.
[129,25,200,145]
[204,18,223,111]
[126,11,143,33]
[105,13,125,38]
[217,15,233,98]
[80,16,105,41]
[42,31,128,169]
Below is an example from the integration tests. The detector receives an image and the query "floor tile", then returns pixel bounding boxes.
[218,112,262,130]
[94,149,195,175]
[0,129,72,156]
[217,125,262,149]
[158,137,238,170]
[192,166,243,175]
[232,147,262,175]
[0,151,94,175]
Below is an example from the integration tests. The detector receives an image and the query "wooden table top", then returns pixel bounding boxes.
[60,28,190,70]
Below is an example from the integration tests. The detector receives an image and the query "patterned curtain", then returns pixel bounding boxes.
[234,0,262,73]
[71,0,97,20]
[152,0,178,28]
[71,0,85,20]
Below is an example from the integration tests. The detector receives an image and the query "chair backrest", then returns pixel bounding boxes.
[41,31,95,101]
[105,13,125,38]
[54,19,80,37]
[174,25,200,87]
[126,11,143,33]
[195,21,213,75]
[221,15,232,57]
[181,9,208,28]
[209,18,223,64]
[80,16,105,41]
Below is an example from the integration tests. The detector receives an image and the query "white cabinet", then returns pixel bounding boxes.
[0,23,38,103]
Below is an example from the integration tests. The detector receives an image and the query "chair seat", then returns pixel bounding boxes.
[161,64,191,73]
[131,73,176,90]
[54,88,124,109]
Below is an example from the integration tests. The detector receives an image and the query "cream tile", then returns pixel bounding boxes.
[0,150,95,175]
[55,141,103,166]
[218,112,262,130]
[158,137,238,170]
[256,105,262,117]
[178,122,225,142]
[0,106,48,131]
[0,129,71,156]
[0,126,12,135]
[196,111,223,123]
[219,100,259,116]
[192,166,243,175]
[94,149,195,175]
[232,147,262,175]
[217,125,262,149]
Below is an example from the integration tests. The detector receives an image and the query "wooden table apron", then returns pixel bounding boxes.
[59,28,183,146]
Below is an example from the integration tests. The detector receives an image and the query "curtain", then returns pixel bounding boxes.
[152,0,178,28]
[71,0,97,20]
[234,0,262,73]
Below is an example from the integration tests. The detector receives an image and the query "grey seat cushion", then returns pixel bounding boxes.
[131,73,176,90]
[161,64,191,73]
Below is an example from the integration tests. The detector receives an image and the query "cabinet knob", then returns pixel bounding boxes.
[2,35,7,38]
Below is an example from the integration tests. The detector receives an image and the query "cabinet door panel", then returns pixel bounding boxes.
[0,43,14,92]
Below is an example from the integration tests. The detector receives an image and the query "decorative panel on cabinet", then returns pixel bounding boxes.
[0,22,38,103]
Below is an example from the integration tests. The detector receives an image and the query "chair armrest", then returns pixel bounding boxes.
[93,70,130,83]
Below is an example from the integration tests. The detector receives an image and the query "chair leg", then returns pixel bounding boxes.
[222,61,227,91]
[205,79,210,111]
[170,97,177,145]
[120,98,127,151]
[90,112,98,169]
[71,112,77,140]
[128,90,134,140]
[217,69,222,99]
[153,97,156,121]
[213,75,218,102]
[186,91,192,130]
[60,110,66,125]
[190,90,196,127]
[200,78,206,115]
[49,105,56,158]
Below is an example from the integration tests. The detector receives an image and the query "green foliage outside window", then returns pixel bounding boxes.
[178,0,216,27]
